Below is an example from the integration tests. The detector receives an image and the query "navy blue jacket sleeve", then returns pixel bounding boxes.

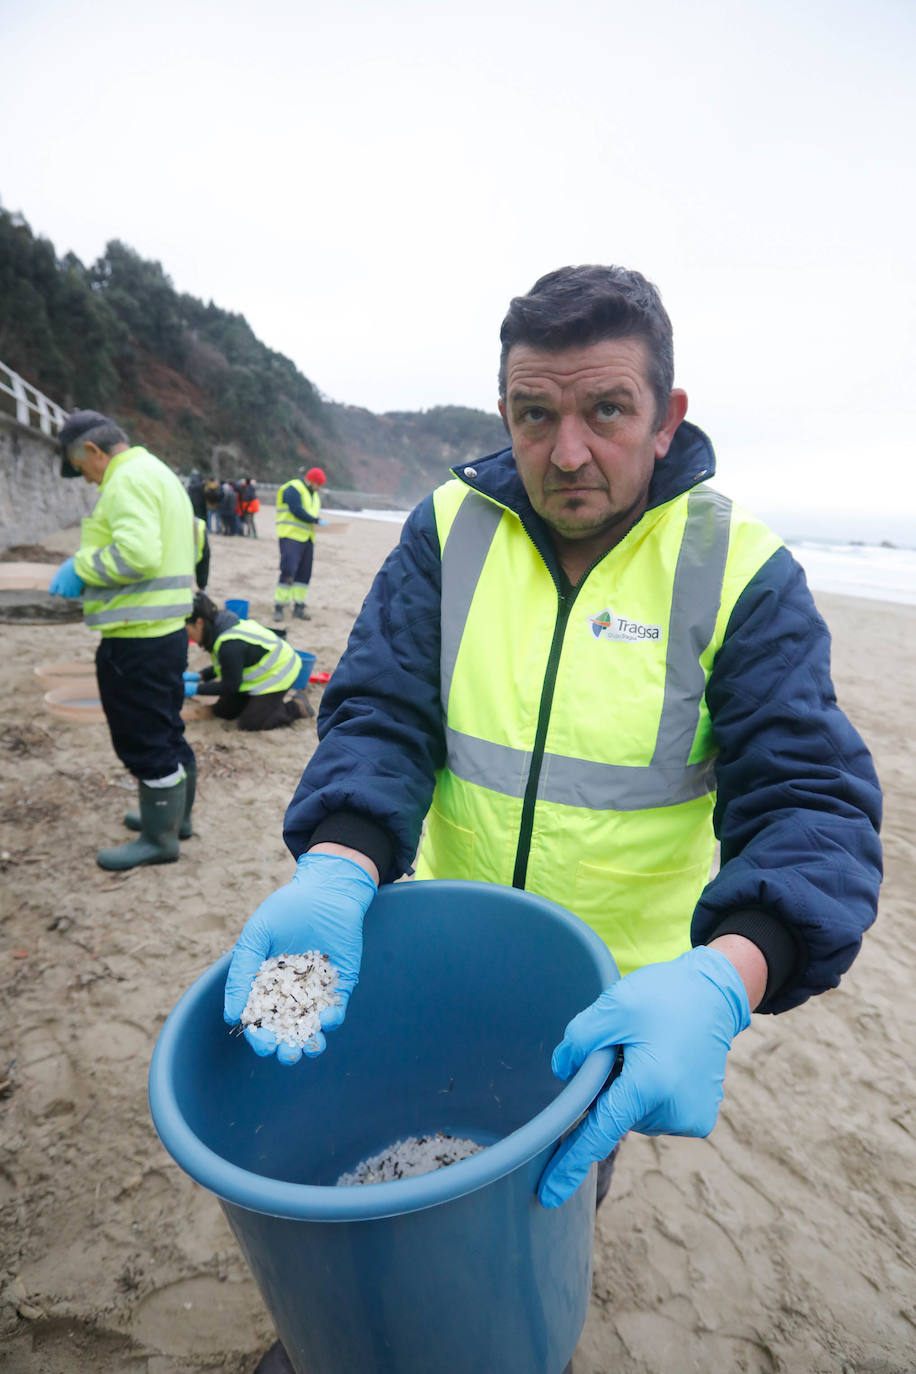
[692,547,883,1012]
[283,496,444,879]
[284,486,319,523]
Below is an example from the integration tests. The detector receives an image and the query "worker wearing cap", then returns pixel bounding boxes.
[49,410,197,870]
[274,465,326,621]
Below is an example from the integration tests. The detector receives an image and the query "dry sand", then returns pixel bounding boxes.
[1,507,914,1374]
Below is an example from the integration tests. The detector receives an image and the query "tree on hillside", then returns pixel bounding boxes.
[91,242,187,372]
[0,206,123,408]
[0,203,503,499]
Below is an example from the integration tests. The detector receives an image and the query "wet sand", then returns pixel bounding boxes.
[1,508,913,1373]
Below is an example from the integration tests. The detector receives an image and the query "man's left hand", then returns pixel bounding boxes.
[48,556,84,599]
[537,947,751,1207]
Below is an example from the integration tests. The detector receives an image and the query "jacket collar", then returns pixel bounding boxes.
[99,445,146,490]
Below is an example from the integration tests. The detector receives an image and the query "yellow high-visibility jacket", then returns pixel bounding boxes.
[211,619,301,695]
[276,479,320,542]
[412,479,782,974]
[75,447,195,639]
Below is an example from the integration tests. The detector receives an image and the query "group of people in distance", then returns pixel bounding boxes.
[188,471,260,537]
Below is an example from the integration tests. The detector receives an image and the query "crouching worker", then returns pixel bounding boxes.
[185,593,310,730]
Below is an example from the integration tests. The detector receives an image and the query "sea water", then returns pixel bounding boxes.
[788,541,916,607]
[328,509,916,607]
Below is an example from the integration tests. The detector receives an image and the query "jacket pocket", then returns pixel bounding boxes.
[573,857,710,977]
[415,804,476,880]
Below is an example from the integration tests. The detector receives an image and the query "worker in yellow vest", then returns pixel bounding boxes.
[184,593,309,730]
[221,265,882,1311]
[274,465,326,621]
[50,410,197,870]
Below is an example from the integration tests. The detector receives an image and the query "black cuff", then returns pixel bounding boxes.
[308,811,396,881]
[703,909,808,1009]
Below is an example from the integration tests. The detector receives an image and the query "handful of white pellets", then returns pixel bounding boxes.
[337,1134,483,1186]
[240,952,340,1050]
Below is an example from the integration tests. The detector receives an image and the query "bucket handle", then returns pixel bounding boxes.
[539,1044,624,1187]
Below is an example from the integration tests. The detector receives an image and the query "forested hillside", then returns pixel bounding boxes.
[0,205,506,500]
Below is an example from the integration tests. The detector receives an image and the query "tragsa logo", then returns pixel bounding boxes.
[588,607,662,644]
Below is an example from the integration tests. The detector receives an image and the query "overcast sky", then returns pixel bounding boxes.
[2,0,914,527]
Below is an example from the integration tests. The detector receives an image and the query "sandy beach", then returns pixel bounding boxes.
[1,507,914,1374]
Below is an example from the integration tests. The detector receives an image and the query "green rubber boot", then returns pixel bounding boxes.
[99,777,185,870]
[125,757,196,839]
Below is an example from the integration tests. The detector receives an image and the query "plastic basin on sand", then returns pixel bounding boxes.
[42,684,105,722]
[293,649,316,688]
[149,879,618,1374]
[225,597,249,618]
[34,659,96,690]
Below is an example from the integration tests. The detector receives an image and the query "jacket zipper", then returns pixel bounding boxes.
[512,579,583,889]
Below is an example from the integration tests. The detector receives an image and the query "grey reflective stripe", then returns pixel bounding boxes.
[110,542,143,579]
[91,549,120,585]
[240,631,281,651]
[440,492,503,713]
[651,488,732,767]
[91,543,145,585]
[246,659,298,693]
[241,642,284,682]
[89,573,194,603]
[446,727,716,811]
[84,601,191,626]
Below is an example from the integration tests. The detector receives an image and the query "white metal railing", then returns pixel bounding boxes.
[0,361,68,437]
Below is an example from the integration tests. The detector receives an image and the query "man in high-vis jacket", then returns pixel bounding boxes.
[273,465,326,621]
[50,410,197,870]
[184,592,308,731]
[222,267,882,1230]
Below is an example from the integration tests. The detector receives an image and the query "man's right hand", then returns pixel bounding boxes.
[223,851,378,1065]
[48,556,84,599]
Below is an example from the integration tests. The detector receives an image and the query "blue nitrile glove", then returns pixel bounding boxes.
[48,556,84,599]
[317,518,328,526]
[538,947,751,1207]
[183,670,201,682]
[224,852,378,1065]
[184,680,198,697]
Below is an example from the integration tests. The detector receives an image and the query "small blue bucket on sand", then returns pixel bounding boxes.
[225,598,249,618]
[148,880,618,1374]
[293,650,316,688]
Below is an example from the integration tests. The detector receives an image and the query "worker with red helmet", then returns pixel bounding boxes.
[274,465,326,620]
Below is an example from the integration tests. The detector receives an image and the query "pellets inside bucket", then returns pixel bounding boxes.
[240,953,339,1050]
[336,1134,483,1186]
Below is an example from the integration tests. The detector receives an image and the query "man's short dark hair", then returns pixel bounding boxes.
[498,265,674,424]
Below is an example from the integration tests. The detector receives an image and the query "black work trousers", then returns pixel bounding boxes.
[277,536,314,589]
[96,628,195,780]
[212,688,302,731]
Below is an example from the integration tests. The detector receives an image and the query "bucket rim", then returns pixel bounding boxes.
[149,881,617,1221]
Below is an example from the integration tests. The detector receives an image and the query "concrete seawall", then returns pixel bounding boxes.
[0,413,97,550]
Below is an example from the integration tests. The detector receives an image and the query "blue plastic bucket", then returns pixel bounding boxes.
[149,880,618,1374]
[225,598,249,618]
[293,649,316,688]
